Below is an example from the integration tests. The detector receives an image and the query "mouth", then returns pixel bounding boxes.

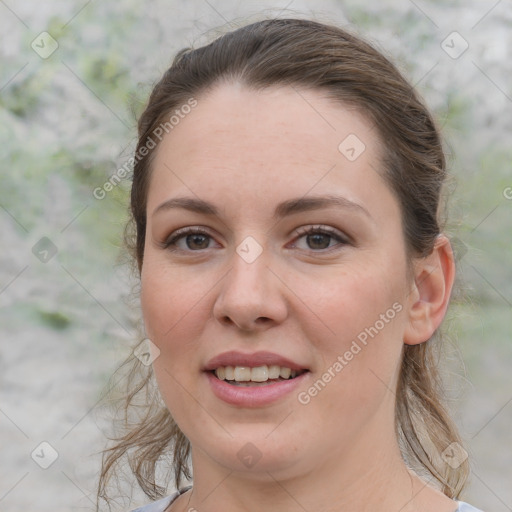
[211,365,309,387]
[203,351,310,405]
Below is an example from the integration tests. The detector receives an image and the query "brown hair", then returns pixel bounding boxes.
[98,17,468,508]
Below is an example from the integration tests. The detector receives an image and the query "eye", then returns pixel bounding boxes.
[163,227,218,251]
[161,225,349,253]
[292,225,349,251]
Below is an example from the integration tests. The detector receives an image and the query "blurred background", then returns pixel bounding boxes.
[0,0,510,510]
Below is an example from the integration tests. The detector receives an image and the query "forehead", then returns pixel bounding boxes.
[148,83,398,223]
[154,82,379,164]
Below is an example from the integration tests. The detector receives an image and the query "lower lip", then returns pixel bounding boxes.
[205,371,309,407]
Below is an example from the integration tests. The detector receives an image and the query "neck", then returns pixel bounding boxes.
[181,429,419,512]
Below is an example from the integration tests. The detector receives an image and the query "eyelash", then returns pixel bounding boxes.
[162,225,349,253]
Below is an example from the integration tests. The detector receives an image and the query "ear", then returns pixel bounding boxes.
[403,234,456,346]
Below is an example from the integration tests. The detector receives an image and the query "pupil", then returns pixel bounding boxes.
[187,234,209,249]
[184,233,330,250]
[307,233,329,249]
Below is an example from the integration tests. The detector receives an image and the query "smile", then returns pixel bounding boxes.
[213,365,307,385]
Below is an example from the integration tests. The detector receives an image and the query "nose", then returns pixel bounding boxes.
[212,244,288,332]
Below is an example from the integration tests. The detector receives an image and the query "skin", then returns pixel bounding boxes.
[140,82,458,512]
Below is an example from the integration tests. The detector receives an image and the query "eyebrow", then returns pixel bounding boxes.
[152,194,371,219]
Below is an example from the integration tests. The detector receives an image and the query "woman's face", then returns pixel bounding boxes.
[140,83,415,479]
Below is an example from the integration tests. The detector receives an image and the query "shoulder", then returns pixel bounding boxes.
[129,490,180,512]
[129,493,483,512]
[457,501,485,512]
[129,486,193,512]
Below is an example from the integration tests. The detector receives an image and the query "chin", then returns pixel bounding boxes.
[195,428,311,478]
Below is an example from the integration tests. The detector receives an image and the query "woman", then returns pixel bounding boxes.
[99,18,484,512]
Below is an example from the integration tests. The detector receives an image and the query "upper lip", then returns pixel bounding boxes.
[203,351,309,372]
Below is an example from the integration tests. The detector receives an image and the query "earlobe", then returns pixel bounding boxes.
[403,234,456,346]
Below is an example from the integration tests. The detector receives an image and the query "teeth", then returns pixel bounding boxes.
[280,367,291,379]
[268,365,280,379]
[234,366,251,382]
[225,366,234,380]
[214,365,302,382]
[251,366,268,382]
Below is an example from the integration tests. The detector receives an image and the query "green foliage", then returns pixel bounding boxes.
[1,0,509,338]
[38,309,72,329]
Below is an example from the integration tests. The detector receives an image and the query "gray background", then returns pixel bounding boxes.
[0,0,511,510]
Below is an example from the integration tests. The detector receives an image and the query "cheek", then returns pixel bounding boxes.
[140,261,208,430]
[140,258,209,344]
[292,264,405,351]
[292,264,406,412]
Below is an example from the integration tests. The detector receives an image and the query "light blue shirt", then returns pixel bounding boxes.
[458,503,485,512]
[130,487,485,512]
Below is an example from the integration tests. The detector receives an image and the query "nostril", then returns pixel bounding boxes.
[255,317,272,324]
